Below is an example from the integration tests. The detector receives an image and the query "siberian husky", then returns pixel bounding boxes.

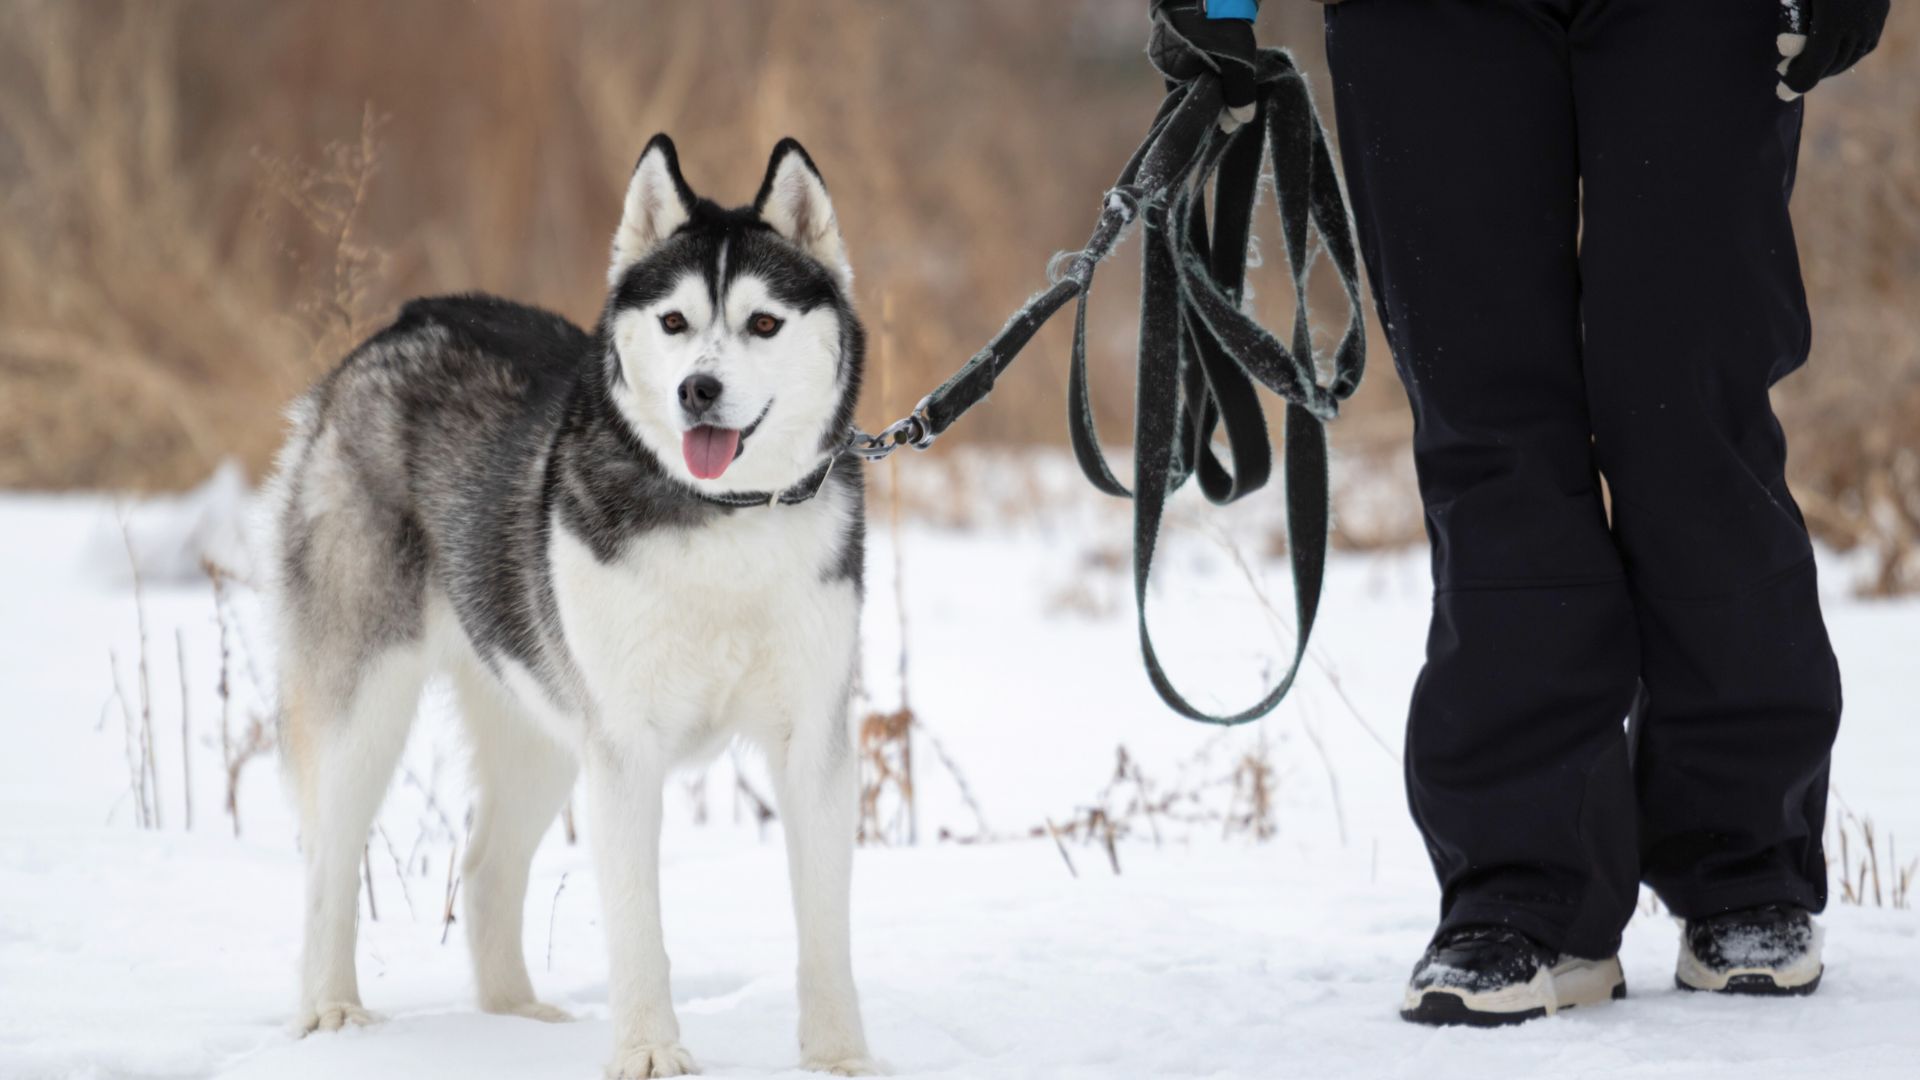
[266,135,875,1077]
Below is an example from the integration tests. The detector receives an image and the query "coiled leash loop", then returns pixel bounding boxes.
[845,47,1366,725]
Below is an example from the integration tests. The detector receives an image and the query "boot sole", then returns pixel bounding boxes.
[1401,956,1626,1027]
[1675,969,1823,996]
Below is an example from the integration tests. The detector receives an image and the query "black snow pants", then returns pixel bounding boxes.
[1324,0,1843,959]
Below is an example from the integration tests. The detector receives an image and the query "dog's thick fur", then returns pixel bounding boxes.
[266,135,874,1077]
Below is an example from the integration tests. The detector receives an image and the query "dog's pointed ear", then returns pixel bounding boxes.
[755,138,851,289]
[610,134,696,286]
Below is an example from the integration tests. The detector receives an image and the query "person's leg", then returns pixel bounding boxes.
[1571,0,1842,920]
[1326,0,1640,959]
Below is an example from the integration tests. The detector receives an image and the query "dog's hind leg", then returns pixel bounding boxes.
[453,665,578,1022]
[283,641,427,1035]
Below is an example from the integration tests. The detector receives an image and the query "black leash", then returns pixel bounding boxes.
[743,49,1365,725]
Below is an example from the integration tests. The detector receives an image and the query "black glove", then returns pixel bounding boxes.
[1149,1,1260,130]
[1778,0,1890,100]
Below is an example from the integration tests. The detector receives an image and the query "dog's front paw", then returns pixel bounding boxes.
[491,1000,574,1023]
[293,1001,382,1035]
[606,1042,698,1078]
[805,1054,884,1077]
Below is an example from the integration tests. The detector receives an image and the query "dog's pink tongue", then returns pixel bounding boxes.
[682,425,740,480]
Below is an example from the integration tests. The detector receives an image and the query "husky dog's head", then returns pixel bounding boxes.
[601,134,863,495]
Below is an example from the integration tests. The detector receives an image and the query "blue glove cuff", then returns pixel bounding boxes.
[1207,0,1259,20]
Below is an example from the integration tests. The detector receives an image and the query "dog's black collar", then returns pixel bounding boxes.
[694,448,843,509]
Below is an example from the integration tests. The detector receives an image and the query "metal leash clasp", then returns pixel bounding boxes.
[847,396,938,461]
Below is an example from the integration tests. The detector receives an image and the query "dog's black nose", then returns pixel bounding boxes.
[677,374,723,419]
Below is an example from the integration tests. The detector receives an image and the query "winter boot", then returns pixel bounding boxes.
[1401,926,1626,1026]
[1676,904,1824,995]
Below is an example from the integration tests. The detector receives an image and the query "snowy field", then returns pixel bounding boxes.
[3,460,1917,1080]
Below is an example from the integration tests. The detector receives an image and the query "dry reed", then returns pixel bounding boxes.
[8,1,1909,588]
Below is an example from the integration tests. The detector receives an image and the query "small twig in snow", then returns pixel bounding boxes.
[400,764,461,840]
[118,508,161,829]
[916,720,991,842]
[177,629,193,831]
[1097,809,1121,875]
[1298,701,1348,847]
[1044,817,1077,879]
[440,812,471,945]
[546,872,570,973]
[109,653,147,828]
[376,824,416,920]
[362,844,379,921]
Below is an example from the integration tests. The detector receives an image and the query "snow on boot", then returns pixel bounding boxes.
[1401,926,1625,1027]
[1676,904,1824,995]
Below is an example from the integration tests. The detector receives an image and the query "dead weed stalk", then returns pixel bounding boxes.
[1831,807,1916,910]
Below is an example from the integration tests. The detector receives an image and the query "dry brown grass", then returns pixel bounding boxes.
[1830,807,1917,911]
[1,3,314,488]
[1036,736,1290,873]
[0,0,1186,489]
[1773,10,1920,596]
[206,558,272,838]
[1,1,1914,590]
[856,706,917,846]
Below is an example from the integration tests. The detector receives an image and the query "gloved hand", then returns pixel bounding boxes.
[1777,0,1891,101]
[1149,0,1261,131]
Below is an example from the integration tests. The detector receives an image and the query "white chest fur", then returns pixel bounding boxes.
[547,487,861,758]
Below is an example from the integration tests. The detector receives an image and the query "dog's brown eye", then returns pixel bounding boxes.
[659,311,688,334]
[749,313,784,338]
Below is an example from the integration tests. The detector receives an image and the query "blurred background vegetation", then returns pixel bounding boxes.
[1,0,1915,590]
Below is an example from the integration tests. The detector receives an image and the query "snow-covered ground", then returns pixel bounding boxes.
[3,464,1917,1079]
